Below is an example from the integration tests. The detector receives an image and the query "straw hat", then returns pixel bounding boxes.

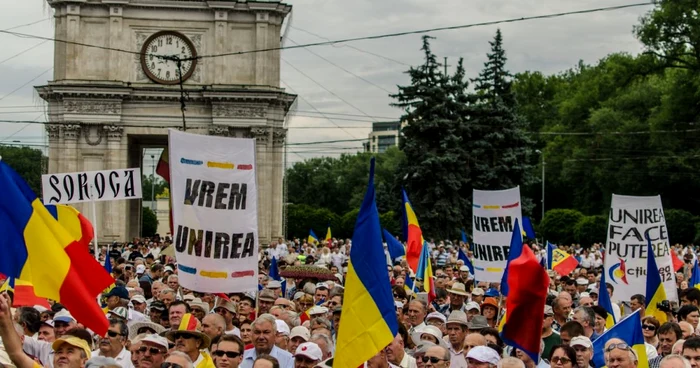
[165,314,210,349]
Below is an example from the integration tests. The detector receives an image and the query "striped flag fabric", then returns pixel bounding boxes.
[401,189,424,273]
[552,248,579,276]
[500,219,524,296]
[645,237,668,324]
[416,241,435,303]
[598,264,616,329]
[592,310,649,368]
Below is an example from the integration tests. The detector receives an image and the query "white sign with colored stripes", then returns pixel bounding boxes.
[168,129,258,293]
[472,187,523,282]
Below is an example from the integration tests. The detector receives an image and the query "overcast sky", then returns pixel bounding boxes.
[0,0,652,167]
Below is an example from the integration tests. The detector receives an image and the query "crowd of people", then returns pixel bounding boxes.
[1,235,700,368]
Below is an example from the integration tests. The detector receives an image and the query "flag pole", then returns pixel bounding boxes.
[89,184,99,261]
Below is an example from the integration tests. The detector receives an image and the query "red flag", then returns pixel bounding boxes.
[499,245,549,362]
[671,251,684,272]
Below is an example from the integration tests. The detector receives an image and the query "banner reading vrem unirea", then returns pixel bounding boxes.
[472,187,523,282]
[604,194,678,303]
[169,129,258,293]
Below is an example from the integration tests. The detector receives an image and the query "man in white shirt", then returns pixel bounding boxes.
[385,333,417,368]
[91,318,134,368]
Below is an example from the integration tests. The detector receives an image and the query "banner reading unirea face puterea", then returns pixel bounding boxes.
[472,187,523,282]
[169,129,258,293]
[604,194,678,303]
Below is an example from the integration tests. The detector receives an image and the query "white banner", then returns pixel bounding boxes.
[169,129,258,293]
[604,194,678,303]
[42,168,142,204]
[472,187,523,282]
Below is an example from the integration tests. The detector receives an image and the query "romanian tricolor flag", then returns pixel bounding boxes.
[45,204,94,250]
[0,278,50,309]
[690,258,700,289]
[598,264,616,329]
[592,310,649,368]
[499,244,548,363]
[671,250,684,272]
[501,220,524,296]
[0,161,114,335]
[401,189,424,273]
[308,229,319,245]
[325,225,332,246]
[335,158,398,368]
[416,241,435,303]
[645,237,668,324]
[552,248,579,276]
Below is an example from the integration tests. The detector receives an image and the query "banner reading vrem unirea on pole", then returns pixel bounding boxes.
[169,129,258,293]
[604,194,678,303]
[472,187,523,282]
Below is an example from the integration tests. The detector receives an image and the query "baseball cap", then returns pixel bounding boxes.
[290,326,311,341]
[471,288,485,296]
[52,336,92,359]
[130,295,146,304]
[149,301,166,311]
[105,286,129,300]
[136,265,146,274]
[54,309,76,323]
[570,336,592,349]
[576,278,588,285]
[426,312,446,324]
[276,320,290,336]
[465,301,481,312]
[42,320,55,328]
[141,334,169,350]
[466,346,500,365]
[267,280,282,289]
[315,282,329,290]
[294,342,323,361]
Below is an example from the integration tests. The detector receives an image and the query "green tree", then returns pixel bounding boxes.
[1,145,45,196]
[286,204,338,241]
[142,175,167,203]
[664,209,696,245]
[540,209,584,245]
[574,215,608,248]
[142,207,158,237]
[391,36,474,238]
[470,30,537,212]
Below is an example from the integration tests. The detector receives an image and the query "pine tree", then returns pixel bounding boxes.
[469,29,537,210]
[391,36,475,238]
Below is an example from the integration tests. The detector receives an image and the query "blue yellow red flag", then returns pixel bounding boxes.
[592,310,648,368]
[552,248,579,276]
[335,158,398,368]
[401,189,424,273]
[0,278,51,309]
[691,259,700,290]
[499,244,548,363]
[308,229,319,245]
[522,217,536,239]
[598,264,616,329]
[416,241,435,303]
[500,219,524,296]
[383,228,405,262]
[45,204,94,250]
[645,236,668,324]
[0,161,113,335]
[325,224,332,245]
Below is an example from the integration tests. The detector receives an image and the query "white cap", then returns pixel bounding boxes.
[290,326,310,341]
[459,265,470,272]
[294,342,323,361]
[426,312,446,323]
[164,266,174,272]
[268,280,282,289]
[307,306,329,316]
[131,295,146,304]
[315,282,329,290]
[136,265,146,274]
[580,292,590,298]
[275,320,290,336]
[471,288,485,296]
[141,334,169,350]
[54,309,76,323]
[466,346,501,364]
[33,305,49,313]
[42,320,55,328]
[465,301,481,312]
[394,301,404,309]
[570,336,592,349]
[576,278,588,285]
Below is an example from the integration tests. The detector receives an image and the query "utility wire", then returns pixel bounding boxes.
[0,40,49,65]
[0,3,654,61]
[0,67,53,102]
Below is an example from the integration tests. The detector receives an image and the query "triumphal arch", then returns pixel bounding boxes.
[36,0,295,244]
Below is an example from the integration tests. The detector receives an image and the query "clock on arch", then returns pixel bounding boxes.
[140,31,197,85]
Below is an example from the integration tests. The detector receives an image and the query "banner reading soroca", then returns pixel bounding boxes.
[42,168,141,204]
[472,187,523,282]
[169,129,258,293]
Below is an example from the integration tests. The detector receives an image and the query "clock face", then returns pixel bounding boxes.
[140,31,197,85]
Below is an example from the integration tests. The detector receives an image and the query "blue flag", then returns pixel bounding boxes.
[103,254,112,273]
[268,256,286,296]
[458,248,474,275]
[500,219,523,296]
[522,217,536,239]
[461,229,468,244]
[383,228,405,262]
[591,310,648,368]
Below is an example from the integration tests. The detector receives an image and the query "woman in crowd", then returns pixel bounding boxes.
[549,345,577,368]
[642,316,660,348]
[481,298,499,328]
